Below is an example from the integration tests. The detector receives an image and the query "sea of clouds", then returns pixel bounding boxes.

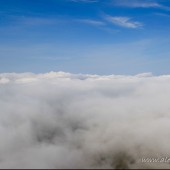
[1,71,170,169]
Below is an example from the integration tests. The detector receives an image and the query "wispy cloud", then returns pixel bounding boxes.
[112,0,170,10]
[154,12,170,18]
[19,17,57,26]
[70,0,98,3]
[104,15,143,29]
[3,15,71,28]
[75,19,105,26]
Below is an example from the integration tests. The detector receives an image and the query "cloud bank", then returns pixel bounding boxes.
[1,72,170,169]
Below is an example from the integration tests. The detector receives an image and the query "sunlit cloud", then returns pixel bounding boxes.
[1,72,170,168]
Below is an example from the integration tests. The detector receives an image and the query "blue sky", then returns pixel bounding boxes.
[0,0,170,74]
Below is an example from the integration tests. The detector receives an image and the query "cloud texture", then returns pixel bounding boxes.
[1,72,170,169]
[105,15,142,28]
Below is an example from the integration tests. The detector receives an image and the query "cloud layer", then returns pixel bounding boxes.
[1,72,170,169]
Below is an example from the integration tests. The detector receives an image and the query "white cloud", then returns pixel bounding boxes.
[105,15,143,28]
[75,19,105,26]
[154,12,170,18]
[114,0,160,8]
[70,0,98,3]
[112,0,170,10]
[128,2,160,8]
[1,72,170,168]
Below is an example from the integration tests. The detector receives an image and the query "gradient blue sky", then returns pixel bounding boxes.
[1,0,170,74]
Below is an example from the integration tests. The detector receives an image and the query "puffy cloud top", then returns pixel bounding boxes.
[0,72,170,169]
